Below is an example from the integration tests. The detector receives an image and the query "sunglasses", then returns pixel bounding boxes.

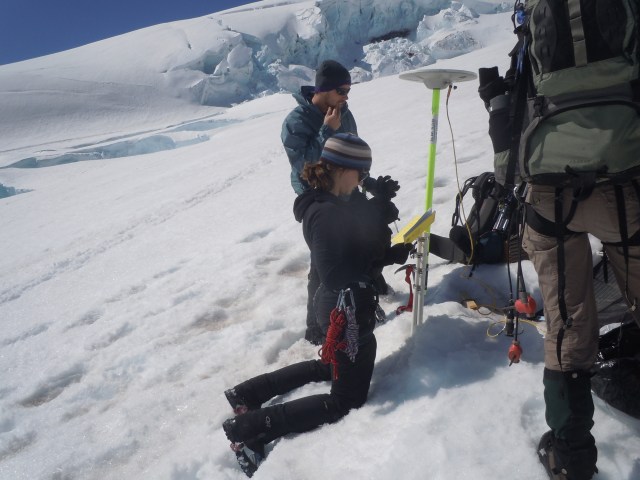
[335,87,351,96]
[358,170,369,182]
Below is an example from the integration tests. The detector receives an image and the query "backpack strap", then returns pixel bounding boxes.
[567,0,588,67]
[505,38,532,190]
[504,16,538,190]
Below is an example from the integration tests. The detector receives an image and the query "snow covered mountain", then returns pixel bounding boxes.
[1,1,639,479]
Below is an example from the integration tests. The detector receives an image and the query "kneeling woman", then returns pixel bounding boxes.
[222,133,410,477]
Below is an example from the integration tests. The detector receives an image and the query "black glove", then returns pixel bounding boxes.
[384,243,414,266]
[370,196,400,224]
[362,175,400,199]
[478,67,506,110]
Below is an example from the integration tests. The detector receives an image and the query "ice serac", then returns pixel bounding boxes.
[0,0,507,151]
[190,0,488,106]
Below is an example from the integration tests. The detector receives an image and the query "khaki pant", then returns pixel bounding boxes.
[522,182,640,371]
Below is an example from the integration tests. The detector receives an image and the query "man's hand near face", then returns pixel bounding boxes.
[324,105,341,131]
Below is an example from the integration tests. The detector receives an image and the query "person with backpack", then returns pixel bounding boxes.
[222,133,412,477]
[479,2,640,479]
[281,60,399,345]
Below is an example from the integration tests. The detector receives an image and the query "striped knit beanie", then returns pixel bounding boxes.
[320,133,372,171]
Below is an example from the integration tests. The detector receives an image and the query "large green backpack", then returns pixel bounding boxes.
[495,0,640,187]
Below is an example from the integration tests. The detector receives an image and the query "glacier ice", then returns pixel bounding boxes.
[185,0,494,106]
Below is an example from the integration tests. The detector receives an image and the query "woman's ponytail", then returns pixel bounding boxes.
[302,161,335,191]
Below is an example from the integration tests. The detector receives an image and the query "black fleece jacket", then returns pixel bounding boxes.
[293,189,393,292]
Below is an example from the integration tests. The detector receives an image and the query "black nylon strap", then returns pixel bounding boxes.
[554,188,574,370]
[633,179,640,208]
[614,184,636,311]
[614,185,629,270]
[504,34,533,191]
[555,189,571,328]
[524,203,578,237]
[602,180,640,246]
[555,327,566,374]
[505,49,531,189]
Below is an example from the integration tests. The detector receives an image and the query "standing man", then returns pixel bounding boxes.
[517,3,640,477]
[478,2,640,479]
[282,59,357,195]
[281,60,358,345]
[523,179,640,480]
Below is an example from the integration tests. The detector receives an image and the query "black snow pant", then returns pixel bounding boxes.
[228,336,377,446]
[305,261,323,344]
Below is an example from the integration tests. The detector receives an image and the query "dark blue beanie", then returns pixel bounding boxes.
[315,60,351,92]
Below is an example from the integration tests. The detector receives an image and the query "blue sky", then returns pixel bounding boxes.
[0,0,249,65]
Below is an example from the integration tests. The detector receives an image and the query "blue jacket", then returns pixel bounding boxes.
[281,86,358,194]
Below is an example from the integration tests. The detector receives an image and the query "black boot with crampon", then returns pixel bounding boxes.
[538,430,598,480]
[538,430,565,479]
[223,417,265,478]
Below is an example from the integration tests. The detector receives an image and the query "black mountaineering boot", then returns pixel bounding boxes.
[538,430,566,479]
[225,388,255,415]
[222,417,244,443]
[223,417,265,477]
[223,418,264,477]
[222,395,344,477]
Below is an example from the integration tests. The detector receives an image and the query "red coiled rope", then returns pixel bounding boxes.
[320,307,348,379]
[319,288,359,380]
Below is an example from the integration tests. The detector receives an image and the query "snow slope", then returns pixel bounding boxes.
[0,1,639,479]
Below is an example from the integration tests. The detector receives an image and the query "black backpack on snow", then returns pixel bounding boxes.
[429,172,527,265]
[592,319,640,419]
